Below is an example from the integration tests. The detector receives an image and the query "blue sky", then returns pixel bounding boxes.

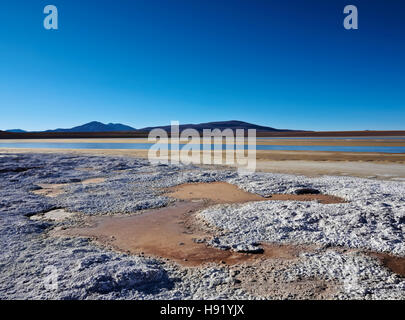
[0,0,404,131]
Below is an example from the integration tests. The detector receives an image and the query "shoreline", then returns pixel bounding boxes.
[1,148,405,180]
[1,130,405,140]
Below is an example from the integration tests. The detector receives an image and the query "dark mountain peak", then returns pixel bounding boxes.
[45,121,136,133]
[86,121,104,125]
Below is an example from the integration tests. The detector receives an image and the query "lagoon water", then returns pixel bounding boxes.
[1,142,405,153]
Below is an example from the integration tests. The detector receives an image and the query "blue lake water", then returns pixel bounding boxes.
[256,136,405,140]
[1,142,405,153]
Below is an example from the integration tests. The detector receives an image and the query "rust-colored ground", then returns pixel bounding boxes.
[369,252,405,277]
[166,182,265,204]
[167,182,346,204]
[58,201,310,267]
[57,182,343,266]
[268,194,346,204]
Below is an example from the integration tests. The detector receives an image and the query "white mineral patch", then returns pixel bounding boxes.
[199,172,405,256]
[30,209,76,222]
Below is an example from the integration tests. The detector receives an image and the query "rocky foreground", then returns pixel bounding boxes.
[0,153,405,299]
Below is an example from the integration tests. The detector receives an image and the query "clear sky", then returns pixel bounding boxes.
[0,0,404,131]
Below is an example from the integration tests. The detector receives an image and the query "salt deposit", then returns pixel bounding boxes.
[1,152,404,299]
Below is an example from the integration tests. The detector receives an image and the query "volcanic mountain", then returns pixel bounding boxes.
[139,120,297,132]
[44,121,137,133]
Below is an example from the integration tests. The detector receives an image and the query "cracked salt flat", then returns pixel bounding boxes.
[199,173,405,256]
[1,152,405,299]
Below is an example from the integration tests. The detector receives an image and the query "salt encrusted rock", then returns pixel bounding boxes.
[232,243,264,254]
[295,188,321,195]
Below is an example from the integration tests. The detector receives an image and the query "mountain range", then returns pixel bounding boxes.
[140,120,294,132]
[5,121,297,133]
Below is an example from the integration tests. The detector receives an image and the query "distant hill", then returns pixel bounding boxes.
[140,120,298,132]
[5,129,27,133]
[1,120,300,135]
[45,121,136,133]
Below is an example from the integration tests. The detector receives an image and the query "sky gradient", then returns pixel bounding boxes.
[0,0,404,131]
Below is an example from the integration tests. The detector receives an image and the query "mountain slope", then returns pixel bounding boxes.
[45,121,136,133]
[140,120,297,132]
[5,129,27,133]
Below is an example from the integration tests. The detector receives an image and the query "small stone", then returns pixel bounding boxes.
[235,244,264,254]
[230,270,240,277]
[295,188,321,195]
